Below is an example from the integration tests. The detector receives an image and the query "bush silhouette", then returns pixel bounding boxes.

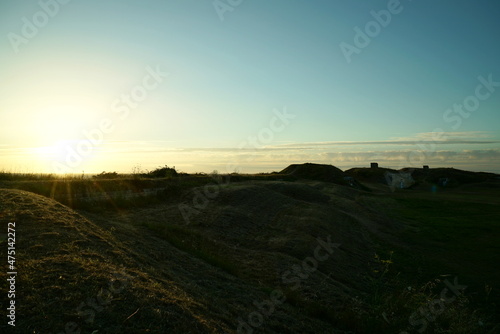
[143,165,178,178]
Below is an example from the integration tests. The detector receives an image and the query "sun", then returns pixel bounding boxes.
[24,102,113,173]
[34,107,87,142]
[32,102,104,141]
[32,140,75,162]
[28,104,99,170]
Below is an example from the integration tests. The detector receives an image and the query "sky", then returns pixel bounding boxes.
[0,0,499,174]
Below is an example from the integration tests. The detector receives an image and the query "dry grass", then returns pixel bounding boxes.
[0,165,498,333]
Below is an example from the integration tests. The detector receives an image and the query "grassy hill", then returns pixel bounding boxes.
[1,164,499,333]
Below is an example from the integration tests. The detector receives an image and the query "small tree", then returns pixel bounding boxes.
[145,165,178,178]
[93,171,119,179]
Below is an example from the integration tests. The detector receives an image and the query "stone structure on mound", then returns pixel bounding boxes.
[384,171,415,190]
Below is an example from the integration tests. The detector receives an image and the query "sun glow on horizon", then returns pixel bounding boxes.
[1,1,499,175]
[32,140,75,161]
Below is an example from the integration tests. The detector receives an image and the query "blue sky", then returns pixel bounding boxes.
[0,0,499,174]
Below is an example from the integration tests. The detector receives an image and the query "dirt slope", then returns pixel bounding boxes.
[1,188,365,333]
[106,180,401,330]
[1,172,497,333]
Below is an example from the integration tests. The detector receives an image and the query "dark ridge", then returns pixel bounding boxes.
[279,163,346,183]
[346,166,500,188]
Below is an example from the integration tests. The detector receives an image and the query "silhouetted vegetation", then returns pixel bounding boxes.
[92,171,120,179]
[141,165,178,178]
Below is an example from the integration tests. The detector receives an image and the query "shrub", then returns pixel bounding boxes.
[92,171,119,179]
[143,165,178,178]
